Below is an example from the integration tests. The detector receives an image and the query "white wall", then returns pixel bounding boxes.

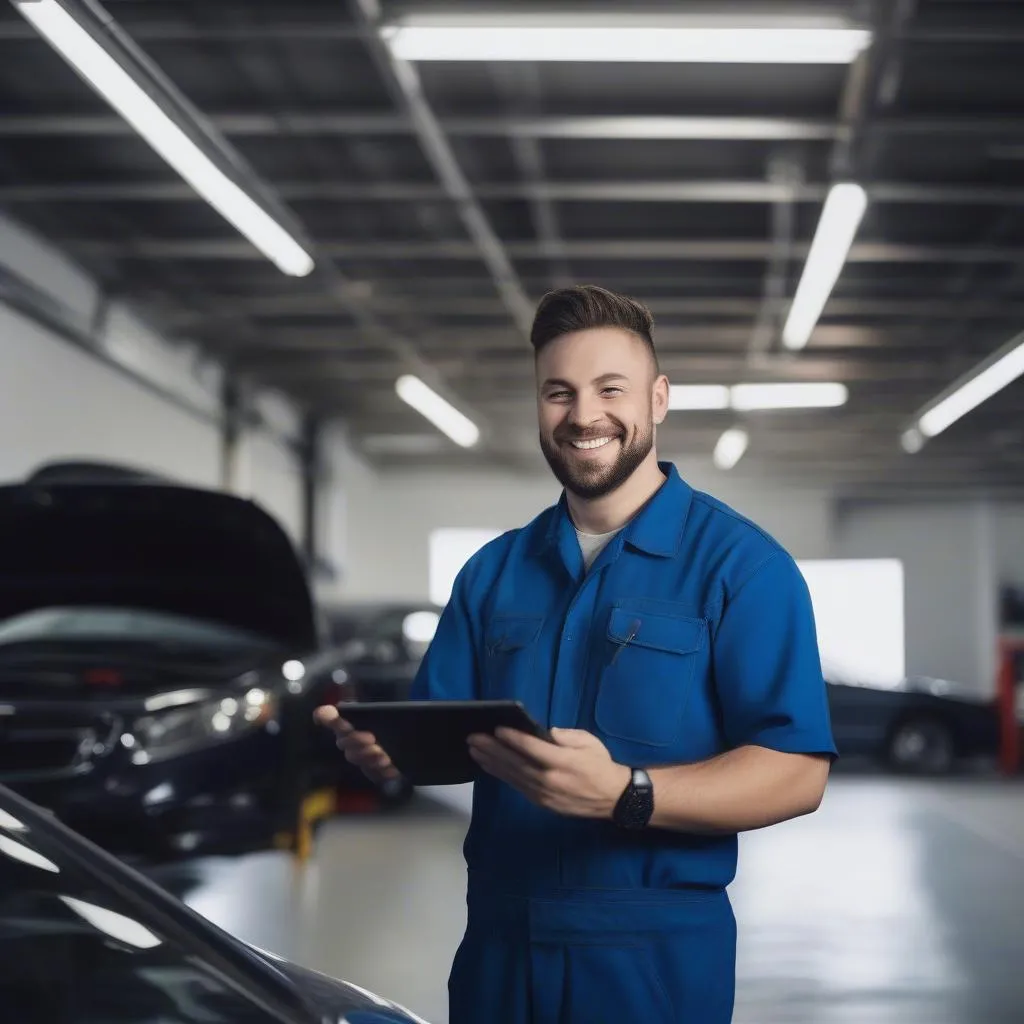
[994,505,1024,589]
[834,502,999,694]
[1,212,223,486]
[234,430,304,542]
[314,423,379,600]
[0,213,307,545]
[337,455,834,602]
[0,302,224,487]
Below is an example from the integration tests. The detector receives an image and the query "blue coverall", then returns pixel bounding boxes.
[411,463,838,1023]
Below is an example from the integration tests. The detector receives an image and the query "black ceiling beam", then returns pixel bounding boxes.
[7,179,1024,206]
[57,237,1024,264]
[4,20,1024,44]
[202,322,1010,355]
[345,0,534,337]
[157,294,1024,326]
[7,111,1024,140]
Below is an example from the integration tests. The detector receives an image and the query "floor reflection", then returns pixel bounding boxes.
[153,775,1024,1024]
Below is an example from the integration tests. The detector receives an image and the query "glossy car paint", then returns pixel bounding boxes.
[0,782,428,1022]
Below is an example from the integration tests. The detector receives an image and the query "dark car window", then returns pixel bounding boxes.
[0,817,291,1024]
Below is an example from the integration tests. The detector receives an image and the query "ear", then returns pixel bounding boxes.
[651,373,670,426]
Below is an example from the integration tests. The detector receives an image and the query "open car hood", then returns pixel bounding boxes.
[0,480,317,652]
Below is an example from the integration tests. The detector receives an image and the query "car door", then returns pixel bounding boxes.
[826,681,896,756]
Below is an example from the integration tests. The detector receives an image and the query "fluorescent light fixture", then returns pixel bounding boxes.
[730,382,848,410]
[900,427,925,454]
[713,427,749,470]
[903,328,1024,449]
[667,382,849,412]
[14,0,314,277]
[383,25,871,64]
[668,384,730,410]
[782,183,868,350]
[396,375,480,448]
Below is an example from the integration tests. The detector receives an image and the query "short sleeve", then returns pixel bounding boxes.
[409,560,483,702]
[712,552,838,759]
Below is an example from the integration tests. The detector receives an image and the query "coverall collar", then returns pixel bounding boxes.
[537,461,693,566]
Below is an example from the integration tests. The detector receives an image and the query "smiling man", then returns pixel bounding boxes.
[318,285,837,1023]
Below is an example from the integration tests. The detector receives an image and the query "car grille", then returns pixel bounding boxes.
[0,707,121,781]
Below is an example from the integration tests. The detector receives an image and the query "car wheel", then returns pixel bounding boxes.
[377,776,414,808]
[885,717,955,774]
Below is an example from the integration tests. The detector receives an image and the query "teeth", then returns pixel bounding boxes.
[571,437,614,450]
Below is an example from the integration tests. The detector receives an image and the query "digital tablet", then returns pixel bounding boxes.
[336,699,553,786]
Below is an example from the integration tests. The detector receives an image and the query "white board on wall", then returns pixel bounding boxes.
[429,528,503,606]
[797,558,905,688]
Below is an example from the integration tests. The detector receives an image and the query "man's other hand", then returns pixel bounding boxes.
[468,727,630,820]
[313,705,402,785]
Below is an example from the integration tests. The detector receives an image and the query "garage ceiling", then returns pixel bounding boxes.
[2,0,1024,498]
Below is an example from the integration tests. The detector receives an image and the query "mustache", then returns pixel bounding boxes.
[554,424,625,442]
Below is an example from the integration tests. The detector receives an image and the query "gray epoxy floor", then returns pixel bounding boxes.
[155,774,1024,1024]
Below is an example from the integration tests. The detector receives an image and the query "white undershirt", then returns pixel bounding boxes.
[575,526,623,572]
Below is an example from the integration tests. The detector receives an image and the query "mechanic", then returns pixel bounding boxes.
[316,284,837,1023]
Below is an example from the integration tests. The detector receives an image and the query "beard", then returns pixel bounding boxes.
[540,415,655,500]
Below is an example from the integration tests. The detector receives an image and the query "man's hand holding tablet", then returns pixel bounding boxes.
[313,700,554,787]
[313,704,401,785]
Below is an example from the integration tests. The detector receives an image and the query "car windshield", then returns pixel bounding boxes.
[0,607,280,658]
[0,797,304,1024]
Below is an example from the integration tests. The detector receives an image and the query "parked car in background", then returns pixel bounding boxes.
[303,601,442,806]
[0,782,430,1023]
[826,674,1001,773]
[320,601,441,698]
[0,464,355,860]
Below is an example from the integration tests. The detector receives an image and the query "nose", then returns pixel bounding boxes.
[567,392,602,428]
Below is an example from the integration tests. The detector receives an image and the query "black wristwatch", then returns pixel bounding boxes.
[612,767,654,830]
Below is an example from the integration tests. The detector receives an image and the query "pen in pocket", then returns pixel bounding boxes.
[610,618,642,665]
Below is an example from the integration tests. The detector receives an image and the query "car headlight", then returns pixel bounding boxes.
[130,688,278,763]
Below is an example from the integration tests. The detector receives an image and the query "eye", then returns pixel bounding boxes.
[547,390,572,401]
[601,387,624,396]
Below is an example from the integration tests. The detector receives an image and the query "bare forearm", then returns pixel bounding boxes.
[646,745,830,834]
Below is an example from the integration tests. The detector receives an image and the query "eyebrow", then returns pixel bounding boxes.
[541,372,629,389]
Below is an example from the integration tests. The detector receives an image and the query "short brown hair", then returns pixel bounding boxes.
[530,285,658,368]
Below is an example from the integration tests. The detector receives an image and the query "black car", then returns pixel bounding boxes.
[0,471,347,858]
[303,602,442,806]
[827,675,1001,773]
[0,782,429,1023]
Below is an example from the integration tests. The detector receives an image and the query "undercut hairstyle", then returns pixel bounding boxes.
[530,284,659,371]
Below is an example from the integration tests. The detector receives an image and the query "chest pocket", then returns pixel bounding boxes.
[482,615,544,699]
[595,606,706,748]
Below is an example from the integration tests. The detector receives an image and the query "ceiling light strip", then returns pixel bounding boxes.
[714,428,750,470]
[902,328,1024,451]
[782,183,868,350]
[383,26,871,64]
[670,382,848,411]
[395,375,480,448]
[14,0,314,277]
